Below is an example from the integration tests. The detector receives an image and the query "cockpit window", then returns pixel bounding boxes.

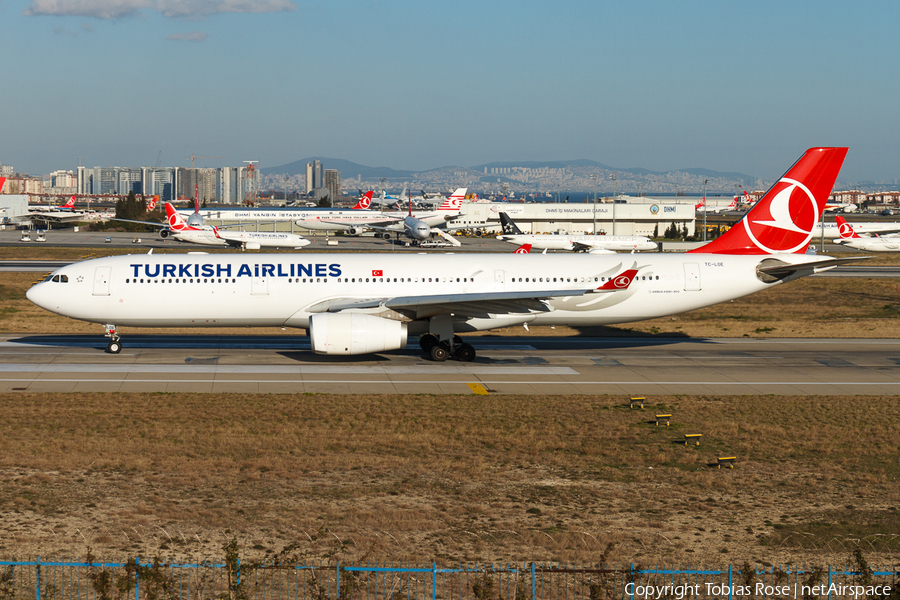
[49,274,69,283]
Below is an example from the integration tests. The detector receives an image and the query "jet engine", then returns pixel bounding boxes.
[244,242,261,250]
[309,313,407,355]
[159,229,171,239]
[587,247,615,254]
[346,226,363,236]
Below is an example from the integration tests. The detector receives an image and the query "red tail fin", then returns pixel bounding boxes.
[352,191,373,210]
[514,244,532,254]
[164,202,191,231]
[835,215,861,239]
[689,147,848,255]
[62,195,75,209]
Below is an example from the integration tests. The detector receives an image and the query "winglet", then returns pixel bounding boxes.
[514,243,532,254]
[595,269,638,291]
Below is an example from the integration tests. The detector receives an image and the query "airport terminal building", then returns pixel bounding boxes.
[452,200,696,236]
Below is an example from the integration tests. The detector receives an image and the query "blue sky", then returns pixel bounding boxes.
[3,0,899,182]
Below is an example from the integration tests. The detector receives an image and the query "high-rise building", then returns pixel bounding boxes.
[324,169,341,204]
[219,167,238,204]
[306,160,322,193]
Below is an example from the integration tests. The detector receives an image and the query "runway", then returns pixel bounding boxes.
[2,334,898,395]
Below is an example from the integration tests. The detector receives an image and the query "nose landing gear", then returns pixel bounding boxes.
[104,324,122,354]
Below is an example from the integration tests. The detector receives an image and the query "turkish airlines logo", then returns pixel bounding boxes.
[743,177,818,253]
[514,245,531,254]
[358,197,371,209]
[838,222,854,238]
[613,274,632,288]
[168,212,187,230]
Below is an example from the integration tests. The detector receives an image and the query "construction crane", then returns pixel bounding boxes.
[243,160,259,206]
[185,154,223,168]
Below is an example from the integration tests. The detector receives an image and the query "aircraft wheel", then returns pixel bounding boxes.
[430,344,450,362]
[453,335,463,345]
[420,333,438,351]
[107,340,122,354]
[455,343,476,362]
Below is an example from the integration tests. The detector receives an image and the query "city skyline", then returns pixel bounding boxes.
[3,1,900,181]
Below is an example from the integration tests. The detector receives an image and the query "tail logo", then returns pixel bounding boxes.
[613,274,633,288]
[168,212,186,230]
[743,178,818,254]
[514,244,531,254]
[358,197,370,209]
[838,221,854,238]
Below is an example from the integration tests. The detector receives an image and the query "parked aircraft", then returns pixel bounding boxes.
[497,212,657,253]
[695,196,738,213]
[832,216,900,251]
[117,203,310,250]
[27,148,863,362]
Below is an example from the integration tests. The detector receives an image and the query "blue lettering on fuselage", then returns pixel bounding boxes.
[125,262,343,280]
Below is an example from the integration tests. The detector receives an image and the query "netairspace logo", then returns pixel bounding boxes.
[624,583,891,599]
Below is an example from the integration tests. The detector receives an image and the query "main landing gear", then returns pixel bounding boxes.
[419,334,476,362]
[104,323,122,354]
[419,314,476,362]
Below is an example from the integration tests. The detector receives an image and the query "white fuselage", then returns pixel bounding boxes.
[835,237,900,252]
[497,234,658,252]
[27,252,795,332]
[170,229,309,248]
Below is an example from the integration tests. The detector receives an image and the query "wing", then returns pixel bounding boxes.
[756,256,871,282]
[307,270,638,321]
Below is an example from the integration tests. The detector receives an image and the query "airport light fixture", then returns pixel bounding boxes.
[591,174,597,235]
[609,173,617,235]
[703,179,708,242]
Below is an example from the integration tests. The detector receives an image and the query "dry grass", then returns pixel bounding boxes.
[1,393,899,566]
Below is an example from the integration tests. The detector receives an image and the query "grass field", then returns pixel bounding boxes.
[1,393,898,566]
[2,247,899,566]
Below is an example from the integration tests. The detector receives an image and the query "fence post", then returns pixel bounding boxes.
[630,564,635,600]
[135,557,140,600]
[432,563,437,600]
[531,563,536,600]
[36,557,41,600]
[828,566,832,600]
[336,561,340,600]
[729,565,733,600]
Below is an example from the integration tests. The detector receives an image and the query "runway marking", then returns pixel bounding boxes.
[0,364,576,375]
[467,383,490,395]
[2,379,900,387]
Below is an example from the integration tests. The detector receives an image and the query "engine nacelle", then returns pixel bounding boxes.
[309,313,407,355]
[244,242,261,250]
[159,229,171,239]
[587,247,615,255]
[346,226,362,236]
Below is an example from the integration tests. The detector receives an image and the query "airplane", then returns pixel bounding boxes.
[116,203,311,250]
[832,215,900,251]
[365,195,462,247]
[695,196,739,213]
[299,189,465,236]
[824,201,858,213]
[27,147,866,362]
[497,212,657,254]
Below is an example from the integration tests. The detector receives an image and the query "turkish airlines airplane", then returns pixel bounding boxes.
[298,188,465,236]
[496,212,657,254]
[695,196,738,213]
[27,148,863,361]
[118,203,311,250]
[832,215,900,251]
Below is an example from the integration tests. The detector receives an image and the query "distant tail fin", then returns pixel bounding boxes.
[147,195,159,211]
[61,195,75,209]
[437,188,466,213]
[695,198,705,210]
[499,212,524,235]
[352,191,373,210]
[835,215,861,239]
[688,147,848,255]
[514,243,532,254]
[0,177,6,193]
[165,202,191,231]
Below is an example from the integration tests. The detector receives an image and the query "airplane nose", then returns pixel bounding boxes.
[26,282,52,311]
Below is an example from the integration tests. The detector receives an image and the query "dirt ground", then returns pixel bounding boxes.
[2,249,899,568]
[1,393,898,569]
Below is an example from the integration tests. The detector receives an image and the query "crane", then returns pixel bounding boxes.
[185,154,223,168]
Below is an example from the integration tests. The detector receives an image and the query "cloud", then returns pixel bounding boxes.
[167,31,207,42]
[24,0,296,19]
